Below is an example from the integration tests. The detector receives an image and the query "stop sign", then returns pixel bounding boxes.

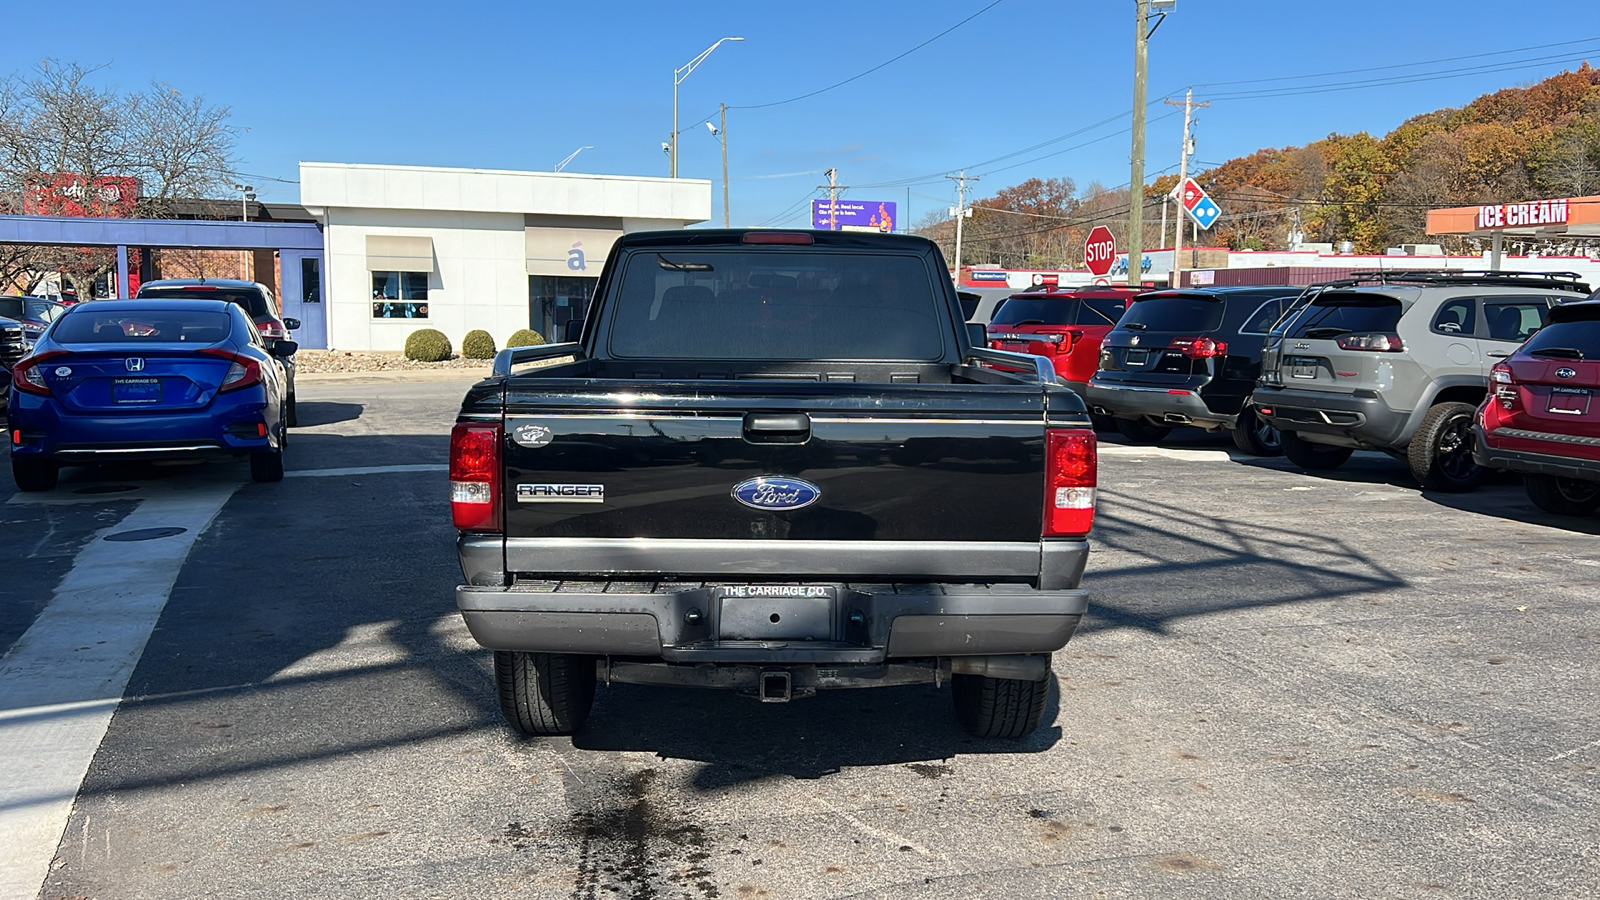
[1083,226,1117,277]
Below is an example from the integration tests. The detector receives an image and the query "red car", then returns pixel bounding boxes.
[986,287,1138,396]
[1475,298,1600,516]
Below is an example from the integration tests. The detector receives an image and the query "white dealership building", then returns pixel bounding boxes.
[298,162,711,351]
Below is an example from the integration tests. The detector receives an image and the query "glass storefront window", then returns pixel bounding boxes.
[372,271,429,318]
[529,275,596,340]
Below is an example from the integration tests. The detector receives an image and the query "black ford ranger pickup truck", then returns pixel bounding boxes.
[451,229,1097,739]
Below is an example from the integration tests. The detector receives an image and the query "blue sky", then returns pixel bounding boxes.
[9,1,1597,227]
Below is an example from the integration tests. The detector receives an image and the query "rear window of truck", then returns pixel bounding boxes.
[1289,293,1403,338]
[608,251,944,360]
[1120,295,1223,332]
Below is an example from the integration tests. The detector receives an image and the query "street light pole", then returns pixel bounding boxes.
[672,36,743,179]
[553,146,594,172]
[234,183,255,223]
[719,104,729,226]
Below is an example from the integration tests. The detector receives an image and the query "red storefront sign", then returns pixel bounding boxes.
[23,174,140,217]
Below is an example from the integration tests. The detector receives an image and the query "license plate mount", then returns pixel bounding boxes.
[717,585,836,641]
[112,378,162,403]
[1124,349,1149,367]
[1547,387,1591,416]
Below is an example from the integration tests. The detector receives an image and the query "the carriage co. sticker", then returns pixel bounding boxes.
[512,423,554,448]
[518,484,604,503]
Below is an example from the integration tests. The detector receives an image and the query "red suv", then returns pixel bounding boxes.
[986,287,1137,396]
[1475,298,1600,516]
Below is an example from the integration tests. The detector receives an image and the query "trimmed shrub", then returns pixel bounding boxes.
[506,328,547,349]
[461,329,497,359]
[404,328,452,362]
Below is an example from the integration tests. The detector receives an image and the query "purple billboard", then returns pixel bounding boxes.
[811,199,897,232]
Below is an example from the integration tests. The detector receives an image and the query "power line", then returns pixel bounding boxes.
[1206,48,1600,101]
[1193,36,1600,89]
[734,0,1005,111]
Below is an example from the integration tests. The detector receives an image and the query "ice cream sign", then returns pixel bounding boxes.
[1476,199,1568,229]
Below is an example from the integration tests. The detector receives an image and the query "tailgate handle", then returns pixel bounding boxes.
[743,413,811,444]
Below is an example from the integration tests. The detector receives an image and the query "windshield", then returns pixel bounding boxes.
[52,309,235,344]
[139,287,271,319]
[1290,293,1404,338]
[608,250,944,360]
[1120,295,1224,332]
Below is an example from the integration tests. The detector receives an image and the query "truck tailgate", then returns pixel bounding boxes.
[500,379,1054,545]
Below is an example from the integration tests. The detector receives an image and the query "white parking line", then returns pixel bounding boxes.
[285,464,446,477]
[0,485,237,900]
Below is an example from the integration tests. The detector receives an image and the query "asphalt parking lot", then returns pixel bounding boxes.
[3,377,1597,900]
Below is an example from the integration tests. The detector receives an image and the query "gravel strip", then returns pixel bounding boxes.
[294,350,494,374]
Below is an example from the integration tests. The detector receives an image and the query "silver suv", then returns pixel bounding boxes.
[1253,271,1591,491]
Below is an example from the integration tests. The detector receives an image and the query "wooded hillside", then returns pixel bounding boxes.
[921,65,1600,267]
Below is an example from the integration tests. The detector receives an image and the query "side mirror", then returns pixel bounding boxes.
[270,340,299,358]
[966,323,987,347]
[957,291,981,321]
[562,320,583,343]
[283,317,302,330]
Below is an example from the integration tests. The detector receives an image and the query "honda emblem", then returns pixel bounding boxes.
[125,358,146,372]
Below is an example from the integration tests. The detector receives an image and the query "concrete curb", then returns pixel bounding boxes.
[296,368,492,384]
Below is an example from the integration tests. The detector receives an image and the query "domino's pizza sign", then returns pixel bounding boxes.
[1174,178,1222,231]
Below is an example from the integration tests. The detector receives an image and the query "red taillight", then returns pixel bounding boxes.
[742,232,814,244]
[200,349,262,392]
[1169,336,1228,359]
[12,351,68,396]
[1043,429,1096,537]
[255,319,288,340]
[1336,332,1404,352]
[451,423,502,532]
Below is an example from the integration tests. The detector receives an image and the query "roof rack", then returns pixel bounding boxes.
[1311,270,1591,293]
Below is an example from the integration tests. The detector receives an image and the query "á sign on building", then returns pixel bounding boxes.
[1477,199,1568,229]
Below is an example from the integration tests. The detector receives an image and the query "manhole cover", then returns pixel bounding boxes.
[104,527,188,542]
[74,485,140,495]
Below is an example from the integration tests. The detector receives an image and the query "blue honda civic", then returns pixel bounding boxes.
[8,299,293,491]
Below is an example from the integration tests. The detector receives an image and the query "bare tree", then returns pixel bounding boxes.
[0,60,238,296]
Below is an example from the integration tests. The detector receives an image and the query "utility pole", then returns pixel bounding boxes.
[818,168,849,230]
[946,171,977,283]
[1128,0,1150,288]
[720,103,729,227]
[1165,88,1208,288]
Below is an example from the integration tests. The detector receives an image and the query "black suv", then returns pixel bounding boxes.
[1086,285,1306,454]
[0,315,26,409]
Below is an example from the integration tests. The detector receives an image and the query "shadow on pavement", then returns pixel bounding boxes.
[292,400,364,427]
[572,678,1063,784]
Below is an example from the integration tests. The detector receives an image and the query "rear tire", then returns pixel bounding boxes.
[1280,431,1353,471]
[1231,408,1283,456]
[1524,474,1600,516]
[1090,413,1120,433]
[1114,417,1172,444]
[250,447,284,483]
[285,392,298,427]
[11,458,58,492]
[1407,401,1485,492]
[952,670,1050,738]
[495,651,597,735]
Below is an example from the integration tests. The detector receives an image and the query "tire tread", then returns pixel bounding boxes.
[952,671,1049,739]
[494,651,595,735]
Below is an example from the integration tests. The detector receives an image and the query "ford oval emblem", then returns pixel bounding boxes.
[731,476,821,511]
[1556,367,1577,379]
